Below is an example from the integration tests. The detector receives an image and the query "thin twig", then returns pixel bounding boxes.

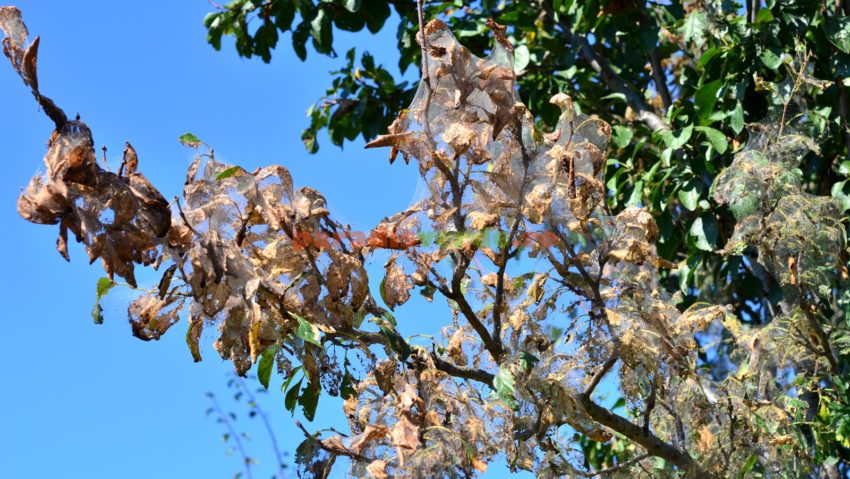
[583,350,619,398]
[294,420,374,463]
[492,118,534,347]
[776,52,810,142]
[417,0,434,92]
[237,379,286,479]
[209,393,253,479]
[100,145,111,172]
[642,378,657,433]
[174,196,202,238]
[578,454,651,478]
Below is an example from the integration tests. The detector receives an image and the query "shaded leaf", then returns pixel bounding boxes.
[257,344,279,390]
[695,126,728,154]
[825,16,850,54]
[612,125,633,149]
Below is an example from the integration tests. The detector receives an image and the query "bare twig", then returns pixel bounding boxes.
[578,454,651,478]
[775,52,809,141]
[174,196,202,238]
[209,393,253,479]
[643,378,657,433]
[295,420,371,463]
[100,145,111,172]
[417,0,434,92]
[492,118,534,347]
[583,350,619,398]
[237,379,287,479]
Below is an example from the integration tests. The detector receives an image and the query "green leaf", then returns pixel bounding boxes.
[831,180,850,212]
[694,80,723,120]
[96,277,115,300]
[292,22,309,60]
[301,128,318,153]
[298,381,320,421]
[257,344,279,390]
[690,216,718,251]
[626,179,645,207]
[600,92,627,103]
[730,101,745,134]
[378,276,389,309]
[838,161,850,176]
[285,378,303,414]
[378,322,410,362]
[92,277,115,325]
[493,365,517,410]
[520,352,539,371]
[178,132,203,148]
[513,44,530,73]
[754,7,774,24]
[759,49,782,70]
[663,124,694,150]
[295,315,322,347]
[363,0,391,33]
[310,9,333,55]
[785,397,809,410]
[680,10,707,48]
[612,125,633,149]
[699,47,724,68]
[678,180,702,211]
[694,126,728,154]
[92,302,104,325]
[273,1,296,31]
[340,369,356,399]
[826,17,850,54]
[340,0,361,13]
[280,366,302,397]
[738,454,759,477]
[215,166,242,181]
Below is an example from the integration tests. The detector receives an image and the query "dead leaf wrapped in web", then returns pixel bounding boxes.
[2,8,171,287]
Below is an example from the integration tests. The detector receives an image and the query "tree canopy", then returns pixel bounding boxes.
[3,1,850,477]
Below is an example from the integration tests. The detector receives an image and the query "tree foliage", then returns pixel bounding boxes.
[3,2,850,478]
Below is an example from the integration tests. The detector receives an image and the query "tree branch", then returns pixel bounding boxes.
[327,328,497,387]
[447,285,503,362]
[649,49,672,111]
[542,1,669,132]
[431,352,496,385]
[577,395,715,479]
